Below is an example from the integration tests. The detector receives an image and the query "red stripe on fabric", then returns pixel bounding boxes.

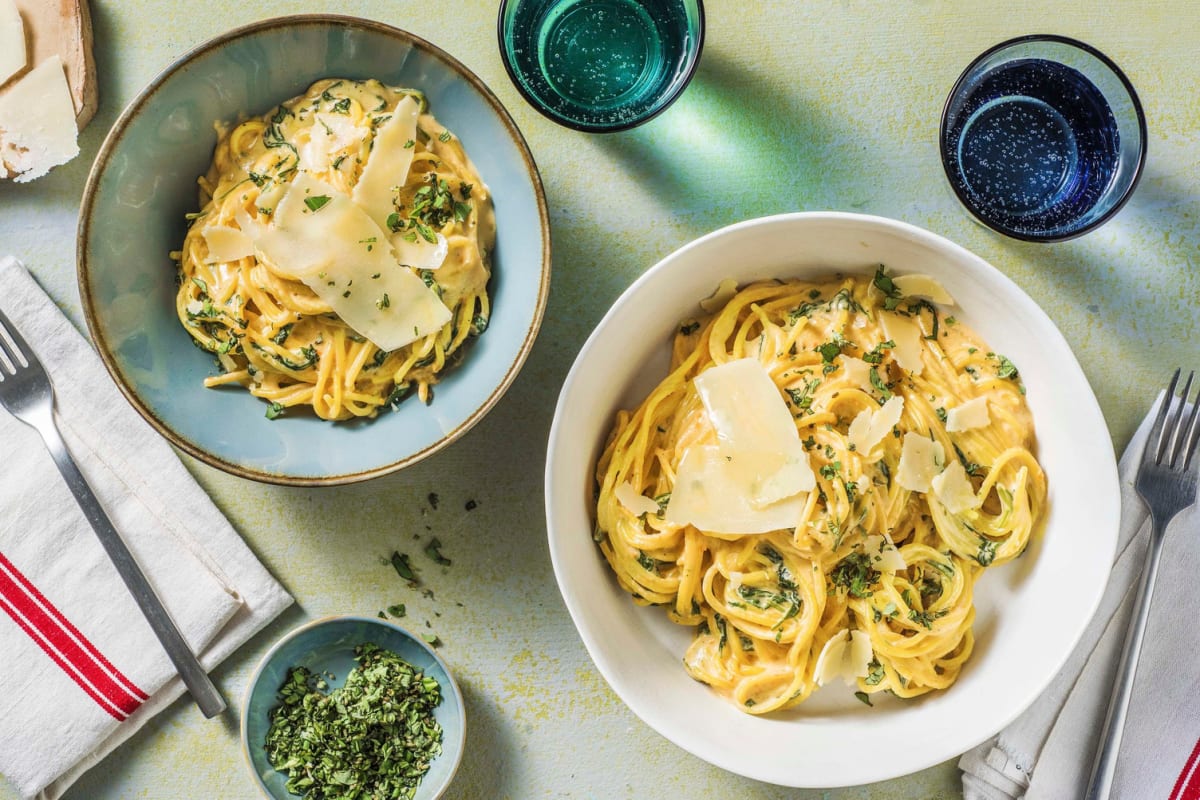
[0,591,125,721]
[0,553,144,717]
[1170,735,1200,800]
[0,550,148,701]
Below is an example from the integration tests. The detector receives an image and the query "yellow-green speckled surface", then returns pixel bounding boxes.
[1,1,1197,798]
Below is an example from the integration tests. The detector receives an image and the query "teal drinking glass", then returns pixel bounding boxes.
[497,0,704,132]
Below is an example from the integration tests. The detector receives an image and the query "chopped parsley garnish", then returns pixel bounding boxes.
[390,551,416,582]
[376,293,391,310]
[995,354,1019,379]
[873,264,902,310]
[438,130,452,142]
[265,402,284,420]
[869,366,892,400]
[854,691,873,707]
[304,194,331,212]
[817,340,843,363]
[423,538,451,566]
[976,538,999,567]
[679,321,701,335]
[830,552,880,598]
[265,643,443,800]
[909,607,948,629]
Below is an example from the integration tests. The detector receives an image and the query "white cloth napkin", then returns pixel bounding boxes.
[960,394,1200,799]
[0,256,292,799]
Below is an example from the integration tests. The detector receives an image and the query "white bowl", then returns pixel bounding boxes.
[545,212,1118,787]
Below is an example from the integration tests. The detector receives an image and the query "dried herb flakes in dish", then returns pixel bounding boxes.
[264,642,443,799]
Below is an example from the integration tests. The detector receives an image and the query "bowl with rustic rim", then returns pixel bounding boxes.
[241,615,466,800]
[78,14,550,485]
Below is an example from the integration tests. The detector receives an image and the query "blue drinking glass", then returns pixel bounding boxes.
[939,35,1147,242]
[497,0,705,132]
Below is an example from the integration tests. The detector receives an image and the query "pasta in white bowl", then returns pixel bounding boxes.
[545,212,1117,787]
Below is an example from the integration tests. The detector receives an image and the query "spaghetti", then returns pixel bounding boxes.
[594,269,1046,713]
[174,79,495,420]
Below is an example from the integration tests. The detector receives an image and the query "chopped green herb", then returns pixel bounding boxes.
[423,537,451,566]
[403,139,415,149]
[386,603,406,618]
[976,538,998,567]
[304,195,331,212]
[854,691,873,706]
[265,643,443,799]
[390,551,416,582]
[830,552,880,598]
[376,293,391,310]
[265,402,284,420]
[438,130,452,142]
[869,366,893,400]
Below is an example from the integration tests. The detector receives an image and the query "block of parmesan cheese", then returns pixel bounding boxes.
[0,0,25,88]
[0,56,80,182]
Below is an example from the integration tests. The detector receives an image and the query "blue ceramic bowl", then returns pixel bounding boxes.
[78,15,550,485]
[241,615,466,800]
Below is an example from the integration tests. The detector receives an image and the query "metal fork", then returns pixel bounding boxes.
[1086,368,1200,799]
[0,308,226,718]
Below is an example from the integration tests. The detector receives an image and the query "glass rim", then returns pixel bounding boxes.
[495,0,707,134]
[938,33,1148,242]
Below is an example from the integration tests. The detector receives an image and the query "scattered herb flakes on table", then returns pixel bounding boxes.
[265,642,444,800]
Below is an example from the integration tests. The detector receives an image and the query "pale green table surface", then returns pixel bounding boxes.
[1,1,1196,798]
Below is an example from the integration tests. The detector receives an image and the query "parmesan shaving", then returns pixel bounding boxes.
[813,629,873,686]
[615,482,661,518]
[880,312,924,376]
[893,274,955,305]
[946,396,991,432]
[896,432,944,493]
[932,460,981,513]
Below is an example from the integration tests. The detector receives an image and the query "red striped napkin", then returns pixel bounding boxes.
[0,257,292,799]
[960,394,1200,799]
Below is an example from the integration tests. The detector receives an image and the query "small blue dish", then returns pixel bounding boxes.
[241,615,466,800]
[78,15,551,485]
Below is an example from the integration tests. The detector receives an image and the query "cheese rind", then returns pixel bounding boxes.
[0,57,80,183]
[0,0,25,88]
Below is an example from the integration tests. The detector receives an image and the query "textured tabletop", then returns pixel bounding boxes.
[0,1,1196,798]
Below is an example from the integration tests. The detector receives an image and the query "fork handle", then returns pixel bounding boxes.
[36,419,227,718]
[1084,515,1167,800]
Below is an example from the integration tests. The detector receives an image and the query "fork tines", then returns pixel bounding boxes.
[1152,369,1200,470]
